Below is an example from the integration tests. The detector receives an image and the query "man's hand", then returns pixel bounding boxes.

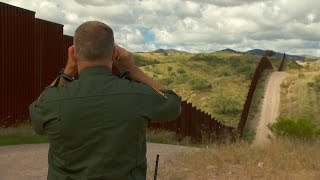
[64,45,78,77]
[58,46,77,86]
[112,44,166,91]
[112,44,136,72]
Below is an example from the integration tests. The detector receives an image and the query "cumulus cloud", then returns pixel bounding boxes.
[2,0,320,56]
[188,0,268,7]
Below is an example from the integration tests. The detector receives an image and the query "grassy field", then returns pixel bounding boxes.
[0,124,48,146]
[135,51,299,126]
[148,139,320,180]
[279,60,320,126]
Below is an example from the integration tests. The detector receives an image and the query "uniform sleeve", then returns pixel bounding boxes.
[142,88,181,123]
[29,91,59,135]
[29,99,47,135]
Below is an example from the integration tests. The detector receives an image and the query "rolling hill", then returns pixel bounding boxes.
[148,48,317,61]
[134,50,301,126]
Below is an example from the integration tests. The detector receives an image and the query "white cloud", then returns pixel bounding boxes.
[2,0,320,56]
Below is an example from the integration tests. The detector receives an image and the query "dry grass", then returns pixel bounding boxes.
[150,139,320,180]
[280,61,320,126]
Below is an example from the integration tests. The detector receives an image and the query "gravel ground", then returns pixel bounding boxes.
[253,72,287,146]
[0,143,198,180]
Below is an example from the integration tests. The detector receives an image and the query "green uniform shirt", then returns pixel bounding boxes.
[29,66,181,180]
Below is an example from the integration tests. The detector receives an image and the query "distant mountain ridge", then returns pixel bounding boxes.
[149,48,318,61]
[150,48,188,54]
[244,49,307,61]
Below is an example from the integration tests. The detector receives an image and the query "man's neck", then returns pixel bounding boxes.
[78,61,112,74]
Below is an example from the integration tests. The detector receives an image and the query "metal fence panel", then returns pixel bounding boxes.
[35,18,64,93]
[0,3,35,126]
[63,35,73,65]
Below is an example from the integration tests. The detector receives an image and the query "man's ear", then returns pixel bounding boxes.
[111,46,116,63]
[70,45,78,63]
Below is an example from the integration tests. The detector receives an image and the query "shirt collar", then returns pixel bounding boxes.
[79,66,112,79]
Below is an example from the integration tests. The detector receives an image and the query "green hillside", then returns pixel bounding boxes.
[134,51,300,127]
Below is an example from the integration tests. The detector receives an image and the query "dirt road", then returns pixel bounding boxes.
[253,72,287,146]
[0,143,198,180]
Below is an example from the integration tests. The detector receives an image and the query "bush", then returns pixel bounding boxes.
[167,66,173,72]
[175,74,189,84]
[177,68,186,75]
[212,95,242,115]
[169,72,176,77]
[298,73,305,78]
[269,117,320,140]
[152,67,161,74]
[159,77,173,85]
[144,66,151,71]
[281,81,290,89]
[313,74,320,83]
[188,78,212,90]
[307,82,315,87]
[312,74,320,92]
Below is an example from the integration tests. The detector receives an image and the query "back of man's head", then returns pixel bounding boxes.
[74,21,114,61]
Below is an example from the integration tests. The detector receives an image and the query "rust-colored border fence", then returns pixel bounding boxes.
[0,3,73,127]
[0,3,36,126]
[149,101,235,141]
[278,53,286,71]
[237,57,274,136]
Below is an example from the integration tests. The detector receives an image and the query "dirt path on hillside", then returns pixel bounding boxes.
[0,143,198,180]
[253,72,287,146]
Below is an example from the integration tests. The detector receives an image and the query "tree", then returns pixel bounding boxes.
[264,50,275,57]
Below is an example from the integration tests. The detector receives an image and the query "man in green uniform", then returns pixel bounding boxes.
[29,21,181,180]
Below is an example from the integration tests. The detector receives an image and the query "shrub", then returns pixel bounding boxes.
[167,66,173,72]
[175,74,189,84]
[269,117,320,140]
[159,77,173,85]
[212,95,242,115]
[169,72,176,77]
[298,73,305,78]
[313,74,320,83]
[312,74,320,92]
[188,78,212,90]
[281,81,290,89]
[144,66,151,71]
[307,82,315,87]
[152,67,161,74]
[177,68,186,75]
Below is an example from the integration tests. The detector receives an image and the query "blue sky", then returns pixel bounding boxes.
[140,28,155,42]
[2,0,320,56]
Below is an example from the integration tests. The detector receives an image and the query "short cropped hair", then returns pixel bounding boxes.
[74,21,114,61]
